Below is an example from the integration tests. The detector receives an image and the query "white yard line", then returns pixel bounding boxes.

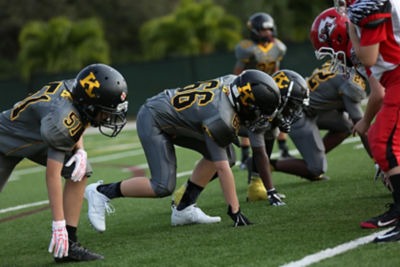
[0,200,49,214]
[1,168,192,214]
[280,228,390,267]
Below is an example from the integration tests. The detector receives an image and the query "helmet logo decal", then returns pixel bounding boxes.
[273,71,290,89]
[120,92,127,101]
[318,16,337,43]
[80,72,100,98]
[232,114,240,135]
[238,82,255,106]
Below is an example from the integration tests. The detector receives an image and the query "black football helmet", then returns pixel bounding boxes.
[71,63,128,137]
[229,70,281,132]
[247,12,277,43]
[272,70,310,133]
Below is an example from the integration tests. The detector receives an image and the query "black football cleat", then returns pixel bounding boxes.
[373,223,400,243]
[361,203,400,229]
[54,240,104,263]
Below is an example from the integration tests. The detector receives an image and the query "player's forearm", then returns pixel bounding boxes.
[75,136,85,150]
[363,76,385,124]
[215,161,239,213]
[252,146,274,190]
[46,158,64,221]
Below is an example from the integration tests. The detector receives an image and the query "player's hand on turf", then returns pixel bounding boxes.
[48,220,69,258]
[267,189,286,206]
[65,149,87,182]
[227,205,252,227]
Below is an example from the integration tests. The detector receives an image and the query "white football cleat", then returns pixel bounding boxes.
[84,180,114,232]
[171,204,221,226]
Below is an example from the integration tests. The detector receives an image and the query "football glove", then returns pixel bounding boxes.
[65,149,87,182]
[48,220,69,258]
[227,205,252,227]
[348,0,391,28]
[267,189,286,206]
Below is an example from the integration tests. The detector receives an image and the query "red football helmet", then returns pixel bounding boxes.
[310,7,350,74]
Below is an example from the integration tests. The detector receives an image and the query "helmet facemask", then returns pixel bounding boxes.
[76,101,128,137]
[315,47,350,76]
[334,0,348,17]
[96,102,128,137]
[272,70,310,133]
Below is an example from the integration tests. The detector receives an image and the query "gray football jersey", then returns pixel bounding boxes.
[306,61,367,119]
[235,38,286,75]
[0,80,86,158]
[144,75,240,148]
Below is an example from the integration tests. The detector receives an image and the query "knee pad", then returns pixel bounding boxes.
[151,179,176,198]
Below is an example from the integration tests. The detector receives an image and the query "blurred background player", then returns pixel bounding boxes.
[345,0,400,243]
[0,63,128,262]
[234,12,290,171]
[84,69,281,230]
[269,8,371,182]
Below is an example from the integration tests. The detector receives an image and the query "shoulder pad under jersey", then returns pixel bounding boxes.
[40,104,85,152]
[273,38,287,56]
[340,73,367,102]
[203,105,240,147]
[235,40,255,61]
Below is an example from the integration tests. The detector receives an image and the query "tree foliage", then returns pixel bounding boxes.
[215,0,332,42]
[139,0,241,60]
[18,17,109,81]
[0,0,332,79]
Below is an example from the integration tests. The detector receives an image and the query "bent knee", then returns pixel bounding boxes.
[308,166,326,177]
[151,181,175,197]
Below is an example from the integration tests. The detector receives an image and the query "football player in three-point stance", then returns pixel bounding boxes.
[268,8,371,182]
[234,12,291,173]
[84,69,281,230]
[172,69,310,206]
[0,63,128,262]
[270,60,370,181]
[246,70,310,202]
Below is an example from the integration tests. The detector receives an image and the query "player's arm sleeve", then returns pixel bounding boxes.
[360,23,387,46]
[248,130,265,148]
[204,133,228,162]
[339,78,367,103]
[234,41,253,70]
[47,147,66,163]
[275,39,287,58]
